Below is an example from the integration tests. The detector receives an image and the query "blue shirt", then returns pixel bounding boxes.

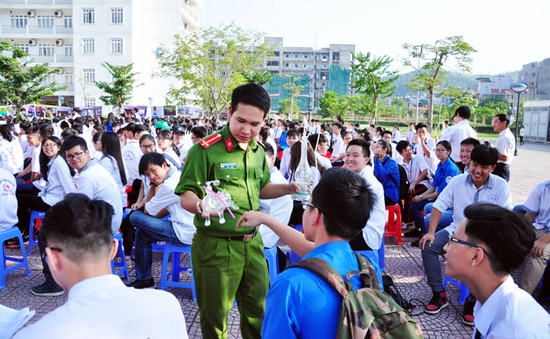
[432,158,461,194]
[374,155,400,203]
[262,241,362,339]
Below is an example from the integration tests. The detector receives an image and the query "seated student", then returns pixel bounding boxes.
[307,133,332,170]
[519,179,550,301]
[279,128,301,179]
[0,167,17,234]
[237,168,376,339]
[127,152,195,289]
[382,130,401,163]
[13,194,188,339]
[444,203,550,338]
[372,139,400,206]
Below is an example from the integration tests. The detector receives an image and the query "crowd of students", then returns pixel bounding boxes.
[1,90,550,338]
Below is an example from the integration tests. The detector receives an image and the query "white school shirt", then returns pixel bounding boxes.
[279,148,291,178]
[0,138,23,174]
[495,128,515,165]
[439,120,477,163]
[473,276,550,339]
[0,168,18,232]
[433,173,512,235]
[358,166,386,250]
[415,137,438,172]
[38,155,76,206]
[75,159,123,234]
[13,275,189,339]
[399,154,431,188]
[145,167,195,244]
[259,168,293,248]
[121,139,142,183]
[98,155,127,208]
[523,180,550,232]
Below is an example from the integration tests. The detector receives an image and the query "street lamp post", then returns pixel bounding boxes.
[510,82,528,156]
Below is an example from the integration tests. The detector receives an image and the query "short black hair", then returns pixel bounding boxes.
[463,202,535,275]
[311,168,374,240]
[39,123,54,139]
[133,124,148,135]
[437,140,452,153]
[347,139,371,159]
[230,83,271,117]
[286,128,300,138]
[415,122,428,131]
[263,142,275,157]
[139,152,168,176]
[461,137,480,147]
[470,144,498,166]
[63,136,87,152]
[191,126,208,139]
[455,106,471,120]
[396,140,410,154]
[41,193,114,263]
[494,113,510,126]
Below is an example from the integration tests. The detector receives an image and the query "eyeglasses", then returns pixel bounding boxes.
[435,148,448,153]
[447,234,495,262]
[42,143,58,149]
[157,138,168,142]
[66,151,85,160]
[140,144,155,150]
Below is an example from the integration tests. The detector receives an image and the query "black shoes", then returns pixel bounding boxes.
[126,278,155,289]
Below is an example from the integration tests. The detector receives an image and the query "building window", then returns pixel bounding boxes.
[65,73,73,85]
[111,8,123,24]
[64,16,73,28]
[37,16,54,28]
[11,15,27,28]
[83,69,95,84]
[111,38,123,54]
[18,43,29,53]
[267,60,279,67]
[38,44,54,57]
[332,52,340,61]
[82,39,95,54]
[82,9,95,24]
[273,51,280,57]
[64,44,73,56]
[84,98,96,107]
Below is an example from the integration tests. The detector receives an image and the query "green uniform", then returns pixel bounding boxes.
[175,123,271,339]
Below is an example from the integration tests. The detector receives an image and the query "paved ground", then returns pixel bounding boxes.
[1,140,549,338]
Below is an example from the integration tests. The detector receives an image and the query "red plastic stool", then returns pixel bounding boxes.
[384,204,402,245]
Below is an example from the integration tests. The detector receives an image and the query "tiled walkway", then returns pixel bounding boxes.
[2,140,549,338]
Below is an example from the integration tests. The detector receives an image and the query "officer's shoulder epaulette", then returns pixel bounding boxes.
[200,134,222,149]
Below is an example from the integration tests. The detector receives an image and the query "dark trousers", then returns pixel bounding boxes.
[16,194,51,236]
[403,184,428,222]
[349,232,373,251]
[493,163,510,182]
[120,179,143,255]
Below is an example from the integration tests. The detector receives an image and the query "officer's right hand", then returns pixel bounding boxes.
[419,233,434,250]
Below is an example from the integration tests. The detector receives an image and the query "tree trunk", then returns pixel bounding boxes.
[427,88,434,133]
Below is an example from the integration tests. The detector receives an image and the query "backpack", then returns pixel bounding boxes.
[392,164,410,201]
[289,253,423,339]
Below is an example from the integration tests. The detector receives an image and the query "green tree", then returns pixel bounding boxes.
[283,74,304,120]
[156,24,272,114]
[95,62,143,115]
[477,97,511,124]
[0,41,65,108]
[241,70,273,85]
[278,98,300,116]
[350,52,398,124]
[403,36,477,132]
[318,91,341,118]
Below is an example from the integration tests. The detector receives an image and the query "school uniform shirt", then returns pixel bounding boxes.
[13,275,188,339]
[98,155,127,208]
[0,168,17,232]
[523,180,550,232]
[259,168,293,248]
[358,166,386,250]
[439,120,477,163]
[145,167,195,245]
[75,159,123,234]
[38,154,76,206]
[473,276,550,339]
[122,140,142,183]
[495,127,515,165]
[399,154,431,188]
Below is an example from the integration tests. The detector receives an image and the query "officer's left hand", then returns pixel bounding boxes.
[288,183,299,195]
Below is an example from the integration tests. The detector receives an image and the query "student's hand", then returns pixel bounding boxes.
[237,211,264,228]
[531,238,548,258]
[419,233,434,250]
[408,186,416,194]
[131,202,143,211]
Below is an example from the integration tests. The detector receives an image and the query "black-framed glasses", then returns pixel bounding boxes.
[435,148,447,153]
[140,144,155,150]
[447,234,495,262]
[66,151,85,160]
[304,202,324,216]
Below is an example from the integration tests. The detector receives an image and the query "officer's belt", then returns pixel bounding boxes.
[198,228,258,242]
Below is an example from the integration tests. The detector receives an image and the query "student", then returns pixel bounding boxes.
[372,139,400,206]
[237,168,375,338]
[127,153,195,288]
[439,106,477,163]
[13,194,189,339]
[444,203,550,338]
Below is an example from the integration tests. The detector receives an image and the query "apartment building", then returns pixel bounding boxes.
[0,0,203,111]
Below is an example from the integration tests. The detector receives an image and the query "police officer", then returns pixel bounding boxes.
[175,83,297,339]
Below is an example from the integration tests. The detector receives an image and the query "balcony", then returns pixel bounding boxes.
[0,25,73,35]
[0,0,72,4]
[28,25,54,34]
[55,54,73,63]
[1,25,26,34]
[0,0,25,3]
[22,54,73,64]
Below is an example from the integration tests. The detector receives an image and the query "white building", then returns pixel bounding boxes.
[0,0,203,112]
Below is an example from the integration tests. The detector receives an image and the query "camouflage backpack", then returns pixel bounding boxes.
[289,253,424,339]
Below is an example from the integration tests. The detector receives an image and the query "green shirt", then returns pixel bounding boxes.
[175,123,271,237]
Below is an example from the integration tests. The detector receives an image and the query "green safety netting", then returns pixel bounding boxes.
[327,65,350,96]
[265,75,311,112]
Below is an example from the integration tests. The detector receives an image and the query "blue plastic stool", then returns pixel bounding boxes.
[356,250,384,292]
[443,275,470,305]
[1,227,31,289]
[28,210,46,254]
[111,233,129,280]
[159,243,196,302]
[377,237,386,272]
[264,246,279,283]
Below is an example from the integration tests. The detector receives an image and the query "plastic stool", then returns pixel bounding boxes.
[1,227,31,289]
[264,246,279,283]
[28,210,46,254]
[443,275,470,305]
[159,243,196,302]
[111,233,129,280]
[377,237,386,271]
[356,250,384,292]
[384,204,403,245]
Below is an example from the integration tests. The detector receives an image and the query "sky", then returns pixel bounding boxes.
[204,0,550,76]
